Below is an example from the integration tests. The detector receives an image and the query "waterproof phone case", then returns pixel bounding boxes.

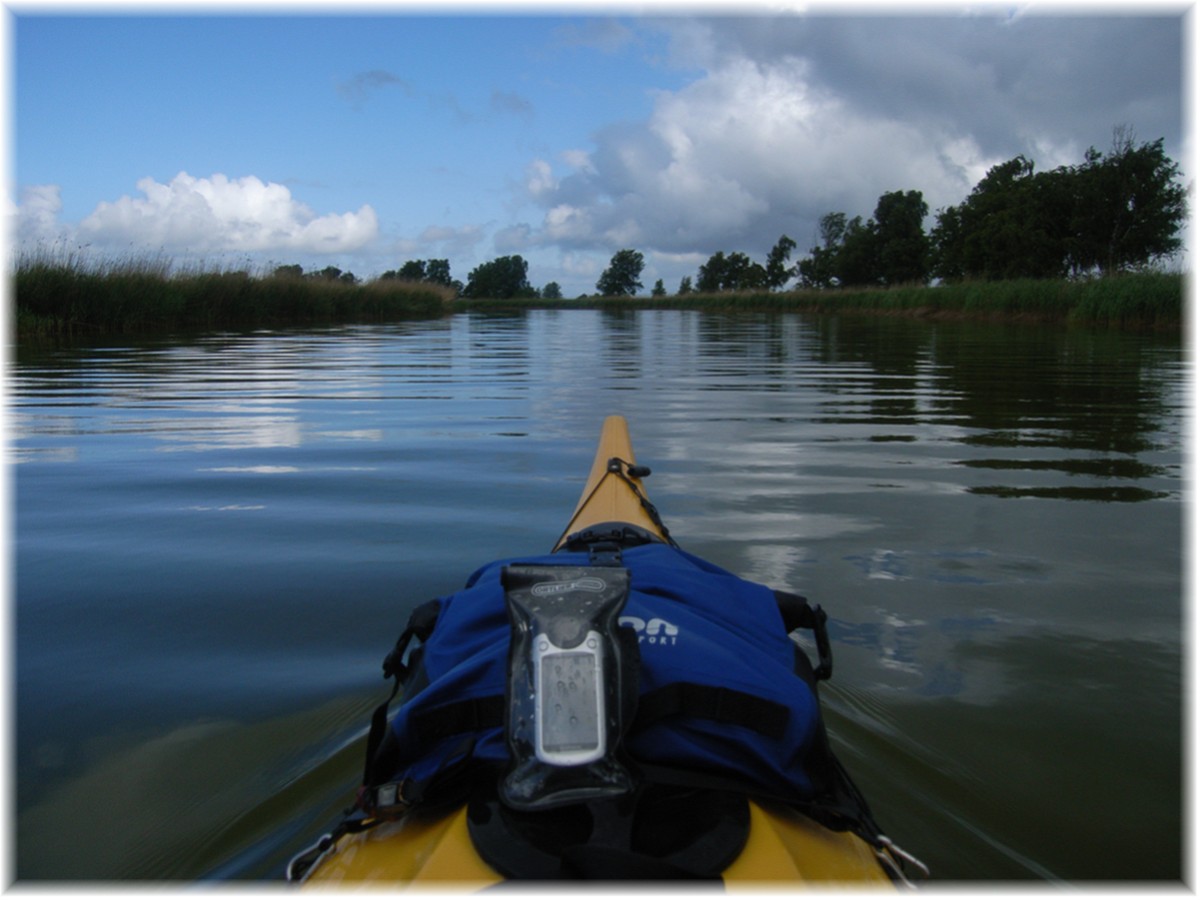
[500,565,635,810]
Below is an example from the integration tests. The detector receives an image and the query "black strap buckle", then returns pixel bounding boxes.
[588,540,624,566]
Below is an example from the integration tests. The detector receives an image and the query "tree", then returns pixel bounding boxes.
[425,259,453,286]
[930,204,967,282]
[797,213,847,289]
[678,276,693,295]
[696,251,728,293]
[273,264,303,279]
[833,216,879,287]
[1068,130,1186,275]
[381,258,455,285]
[697,250,766,292]
[651,278,666,297]
[728,252,767,290]
[596,249,645,296]
[933,156,1070,281]
[873,190,930,285]
[462,255,534,299]
[542,281,563,299]
[397,260,427,281]
[765,235,797,290]
[310,265,357,284]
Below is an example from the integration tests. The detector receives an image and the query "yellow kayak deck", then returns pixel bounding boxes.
[306,798,889,887]
[554,414,669,547]
[302,415,894,887]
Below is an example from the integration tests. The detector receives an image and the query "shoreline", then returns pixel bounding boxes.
[14,266,1184,342]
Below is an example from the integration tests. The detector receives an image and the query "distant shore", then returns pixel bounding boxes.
[459,272,1185,331]
[13,258,1184,341]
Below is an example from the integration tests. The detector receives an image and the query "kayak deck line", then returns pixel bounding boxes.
[553,415,673,550]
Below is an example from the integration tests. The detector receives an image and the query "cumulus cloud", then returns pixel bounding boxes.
[522,54,988,255]
[517,14,1181,260]
[674,15,1182,167]
[77,172,379,255]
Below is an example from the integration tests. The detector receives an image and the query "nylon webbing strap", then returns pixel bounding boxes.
[774,590,832,681]
[409,684,790,745]
[634,683,790,741]
[412,695,506,744]
[365,599,442,786]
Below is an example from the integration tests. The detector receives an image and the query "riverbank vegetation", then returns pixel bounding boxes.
[456,271,1185,329]
[13,252,1184,342]
[14,250,455,340]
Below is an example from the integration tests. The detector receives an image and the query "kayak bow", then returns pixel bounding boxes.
[554,414,671,550]
[295,416,912,887]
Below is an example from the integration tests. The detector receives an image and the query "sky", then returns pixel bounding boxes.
[9,2,1192,297]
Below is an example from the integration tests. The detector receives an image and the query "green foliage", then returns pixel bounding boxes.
[697,250,767,292]
[310,265,357,284]
[797,214,845,289]
[799,193,930,288]
[380,258,457,292]
[454,272,1182,329]
[765,235,797,290]
[596,249,645,296]
[14,251,454,340]
[462,255,534,299]
[933,156,1069,281]
[930,131,1186,281]
[803,129,1185,287]
[1069,131,1186,275]
[651,279,666,297]
[874,190,930,284]
[541,281,563,300]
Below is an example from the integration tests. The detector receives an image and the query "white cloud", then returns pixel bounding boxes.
[77,172,379,255]
[524,54,988,256]
[525,159,557,199]
[517,14,1180,267]
[16,184,68,245]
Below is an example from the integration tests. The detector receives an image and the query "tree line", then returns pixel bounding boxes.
[273,130,1184,300]
[590,130,1185,297]
[798,128,1186,289]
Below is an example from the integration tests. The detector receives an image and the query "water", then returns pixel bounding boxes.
[11,310,1185,883]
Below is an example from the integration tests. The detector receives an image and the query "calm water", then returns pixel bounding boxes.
[11,310,1186,883]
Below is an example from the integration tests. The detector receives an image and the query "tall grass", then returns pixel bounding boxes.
[457,272,1184,329]
[14,248,456,341]
[15,248,1183,341]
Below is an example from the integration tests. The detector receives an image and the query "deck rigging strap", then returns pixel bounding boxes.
[553,457,679,551]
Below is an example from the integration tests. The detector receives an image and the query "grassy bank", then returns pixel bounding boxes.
[14,253,456,341]
[14,254,1184,341]
[459,272,1185,330]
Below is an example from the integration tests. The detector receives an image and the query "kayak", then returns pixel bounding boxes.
[291,416,923,887]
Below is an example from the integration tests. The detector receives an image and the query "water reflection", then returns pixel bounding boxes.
[12,311,1183,883]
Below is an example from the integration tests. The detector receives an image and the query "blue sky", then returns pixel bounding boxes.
[11,5,1190,296]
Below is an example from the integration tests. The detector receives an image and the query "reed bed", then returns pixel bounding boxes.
[459,272,1184,329]
[14,249,1184,341]
[14,250,456,340]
